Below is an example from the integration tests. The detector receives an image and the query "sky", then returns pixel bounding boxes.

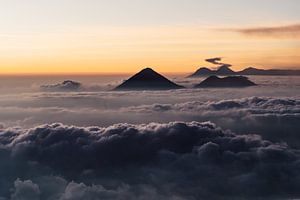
[0,0,300,74]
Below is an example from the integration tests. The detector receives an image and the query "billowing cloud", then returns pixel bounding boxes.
[0,96,299,147]
[11,179,40,200]
[1,122,300,199]
[123,97,300,147]
[125,96,300,114]
[231,23,300,38]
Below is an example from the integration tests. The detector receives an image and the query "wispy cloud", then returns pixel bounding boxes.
[230,23,300,38]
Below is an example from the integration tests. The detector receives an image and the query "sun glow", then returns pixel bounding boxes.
[0,25,299,75]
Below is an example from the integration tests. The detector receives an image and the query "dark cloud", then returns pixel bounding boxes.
[231,23,300,38]
[205,57,232,68]
[205,57,223,65]
[1,122,300,199]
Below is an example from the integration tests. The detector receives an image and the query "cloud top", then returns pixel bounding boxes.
[1,121,300,199]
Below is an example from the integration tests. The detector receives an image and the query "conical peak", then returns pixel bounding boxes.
[114,67,184,90]
[216,65,234,74]
[196,67,211,72]
[131,67,164,80]
[218,65,232,70]
[141,67,154,72]
[139,68,157,75]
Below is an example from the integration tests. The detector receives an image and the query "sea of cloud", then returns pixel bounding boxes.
[0,75,299,199]
[1,122,300,199]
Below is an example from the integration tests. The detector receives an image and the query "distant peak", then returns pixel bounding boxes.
[218,65,232,69]
[136,68,161,77]
[197,67,212,71]
[244,67,256,70]
[216,65,234,74]
[114,67,183,90]
[141,68,155,72]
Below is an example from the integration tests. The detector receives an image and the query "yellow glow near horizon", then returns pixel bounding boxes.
[0,25,299,75]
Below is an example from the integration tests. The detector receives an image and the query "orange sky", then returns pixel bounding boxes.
[0,25,299,75]
[0,1,299,74]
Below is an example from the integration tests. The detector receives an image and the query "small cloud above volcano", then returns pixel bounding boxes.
[205,57,223,65]
[205,57,232,68]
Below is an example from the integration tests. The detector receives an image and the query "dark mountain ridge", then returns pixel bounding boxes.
[195,76,256,88]
[189,66,300,77]
[114,68,184,91]
[238,67,300,76]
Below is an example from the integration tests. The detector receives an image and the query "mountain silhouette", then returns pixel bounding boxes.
[190,66,300,77]
[189,66,235,77]
[216,65,235,75]
[189,67,213,77]
[114,68,184,90]
[238,67,300,76]
[238,67,265,75]
[195,76,256,88]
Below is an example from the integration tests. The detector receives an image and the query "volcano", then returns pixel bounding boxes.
[188,67,213,77]
[195,76,256,88]
[189,65,235,77]
[114,68,184,91]
[216,65,235,75]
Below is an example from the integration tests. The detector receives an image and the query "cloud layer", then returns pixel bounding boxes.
[124,97,300,147]
[1,95,299,147]
[0,75,299,199]
[1,122,300,199]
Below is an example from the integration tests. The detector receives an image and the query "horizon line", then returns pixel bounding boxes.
[0,66,300,77]
[0,71,191,77]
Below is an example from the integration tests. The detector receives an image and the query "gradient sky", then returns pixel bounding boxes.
[0,0,300,74]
